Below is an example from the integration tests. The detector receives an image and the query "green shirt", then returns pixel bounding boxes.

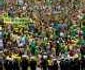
[77,39,85,46]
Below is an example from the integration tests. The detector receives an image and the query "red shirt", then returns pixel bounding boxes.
[69,50,75,56]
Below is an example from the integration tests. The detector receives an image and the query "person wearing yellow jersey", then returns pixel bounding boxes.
[47,58,53,70]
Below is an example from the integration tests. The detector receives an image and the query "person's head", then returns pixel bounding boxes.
[30,56,35,61]
[14,58,18,62]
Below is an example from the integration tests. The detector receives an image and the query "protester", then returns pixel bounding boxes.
[4,56,13,70]
[0,0,85,70]
[20,55,29,70]
[52,59,58,70]
[0,60,3,70]
[4,59,9,70]
[40,55,48,70]
[12,58,19,70]
[30,56,37,70]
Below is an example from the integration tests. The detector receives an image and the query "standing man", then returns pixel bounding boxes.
[20,55,29,70]
[52,59,58,70]
[30,56,37,70]
[12,58,19,70]
[41,55,48,70]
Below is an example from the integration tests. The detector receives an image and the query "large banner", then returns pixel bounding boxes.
[2,13,34,24]
[3,17,29,24]
[13,18,29,24]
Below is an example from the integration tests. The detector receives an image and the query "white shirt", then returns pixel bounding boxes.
[60,32,64,37]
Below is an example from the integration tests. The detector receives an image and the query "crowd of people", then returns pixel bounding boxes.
[0,0,85,70]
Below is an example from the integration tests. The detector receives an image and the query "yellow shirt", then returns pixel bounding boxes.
[48,60,52,66]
